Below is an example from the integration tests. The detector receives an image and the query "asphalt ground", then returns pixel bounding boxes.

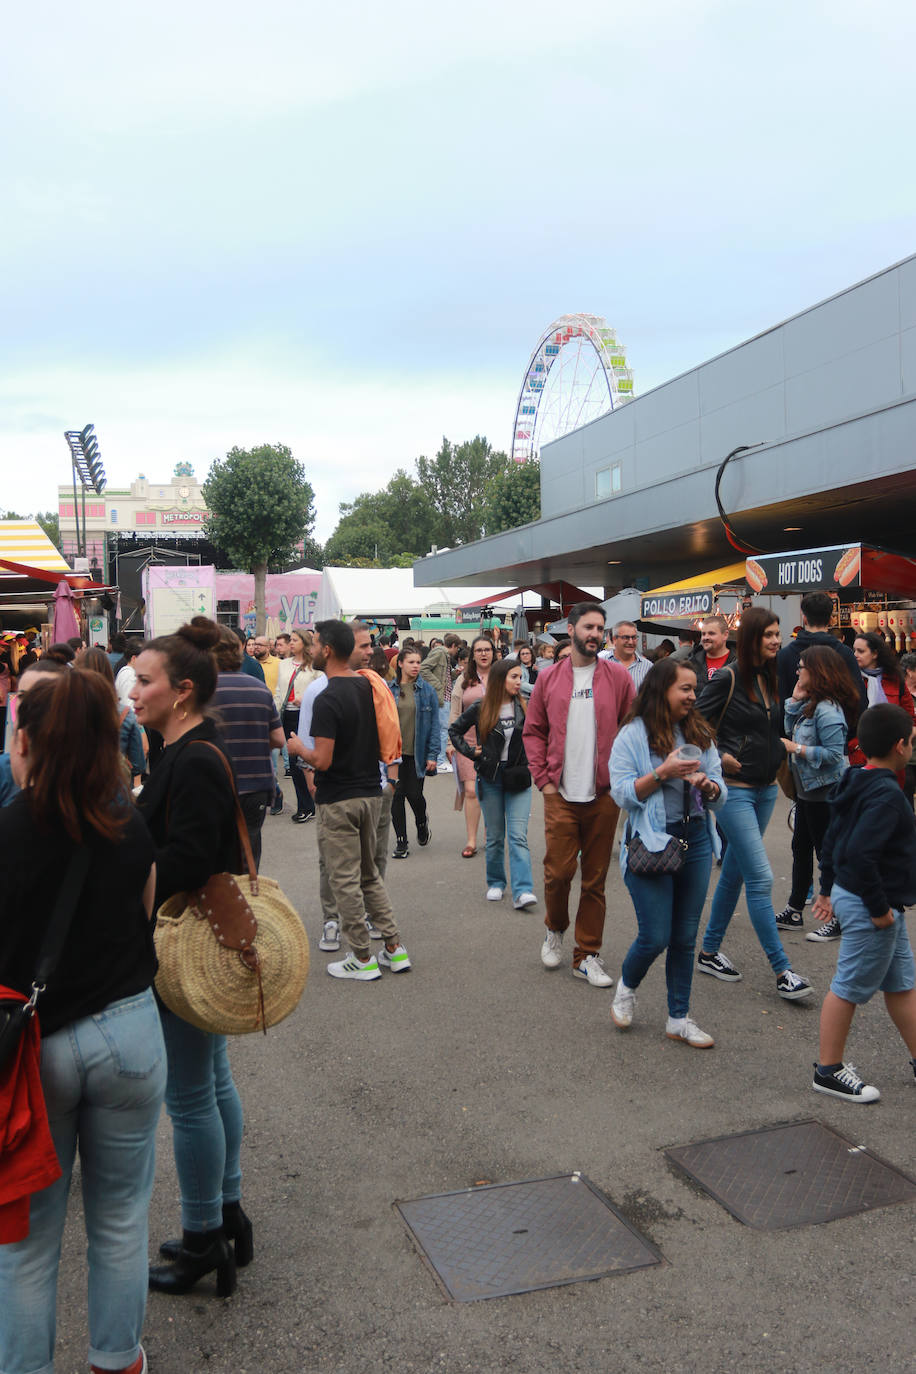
[52,776,914,1374]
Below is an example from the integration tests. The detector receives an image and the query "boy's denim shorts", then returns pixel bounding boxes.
[830,883,916,1003]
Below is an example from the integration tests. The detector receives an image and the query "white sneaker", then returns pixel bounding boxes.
[486,886,504,901]
[666,1015,714,1048]
[611,980,636,1028]
[513,892,537,909]
[377,943,411,973]
[572,954,614,987]
[541,929,564,968]
[365,919,383,940]
[318,920,340,951]
[436,761,453,773]
[327,953,381,981]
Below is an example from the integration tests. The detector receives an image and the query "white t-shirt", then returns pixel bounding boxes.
[498,707,515,761]
[560,663,597,802]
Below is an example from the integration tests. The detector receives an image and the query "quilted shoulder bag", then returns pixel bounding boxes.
[625,782,690,877]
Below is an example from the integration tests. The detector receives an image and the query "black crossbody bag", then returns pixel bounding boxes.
[625,783,690,877]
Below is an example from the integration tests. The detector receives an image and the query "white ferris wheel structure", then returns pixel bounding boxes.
[510,313,635,464]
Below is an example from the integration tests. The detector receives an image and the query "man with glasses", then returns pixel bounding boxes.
[600,621,652,692]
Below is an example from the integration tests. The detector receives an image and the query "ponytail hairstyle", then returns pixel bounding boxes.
[144,616,221,709]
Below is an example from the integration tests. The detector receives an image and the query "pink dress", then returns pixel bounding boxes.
[450,675,488,785]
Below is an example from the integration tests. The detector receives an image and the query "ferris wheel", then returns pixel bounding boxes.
[510,313,634,464]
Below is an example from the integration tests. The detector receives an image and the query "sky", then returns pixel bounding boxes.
[2,0,915,541]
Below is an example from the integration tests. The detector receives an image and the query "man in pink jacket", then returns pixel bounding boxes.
[523,602,635,986]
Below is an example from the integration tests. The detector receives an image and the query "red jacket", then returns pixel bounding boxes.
[0,991,61,1243]
[522,657,635,795]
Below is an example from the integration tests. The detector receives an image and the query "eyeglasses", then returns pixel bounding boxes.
[614,635,638,642]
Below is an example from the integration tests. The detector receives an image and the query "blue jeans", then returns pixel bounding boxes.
[159,1007,244,1233]
[700,783,789,974]
[0,989,166,1374]
[623,818,711,1017]
[437,703,450,766]
[476,777,533,899]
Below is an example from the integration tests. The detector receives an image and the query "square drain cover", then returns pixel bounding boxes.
[665,1118,916,1230]
[396,1173,661,1302]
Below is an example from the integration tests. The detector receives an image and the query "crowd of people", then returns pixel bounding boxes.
[2,593,916,1372]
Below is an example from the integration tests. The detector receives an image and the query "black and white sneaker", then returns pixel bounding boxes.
[812,1062,880,1103]
[806,916,840,942]
[775,905,804,930]
[393,839,409,859]
[776,969,813,1000]
[417,821,431,847]
[697,950,743,982]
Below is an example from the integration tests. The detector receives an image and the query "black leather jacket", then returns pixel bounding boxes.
[696,665,785,787]
[448,698,528,783]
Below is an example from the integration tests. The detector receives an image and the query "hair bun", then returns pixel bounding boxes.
[177,616,222,651]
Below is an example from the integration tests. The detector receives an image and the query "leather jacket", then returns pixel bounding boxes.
[696,665,785,787]
[448,697,528,783]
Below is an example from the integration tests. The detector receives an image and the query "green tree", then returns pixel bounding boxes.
[416,436,506,547]
[34,510,63,552]
[203,444,315,633]
[483,459,541,535]
[324,468,438,565]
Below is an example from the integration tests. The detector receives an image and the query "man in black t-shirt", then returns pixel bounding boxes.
[289,619,410,981]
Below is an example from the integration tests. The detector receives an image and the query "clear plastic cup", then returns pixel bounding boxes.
[676,744,702,764]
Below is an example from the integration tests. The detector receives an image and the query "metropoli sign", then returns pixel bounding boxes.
[640,589,714,619]
[160,509,209,524]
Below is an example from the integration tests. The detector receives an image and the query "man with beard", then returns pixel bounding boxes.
[288,619,408,981]
[523,603,635,987]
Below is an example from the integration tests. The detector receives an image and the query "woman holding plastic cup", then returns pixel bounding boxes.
[610,659,726,1047]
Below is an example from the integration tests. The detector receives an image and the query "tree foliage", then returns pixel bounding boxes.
[482,459,541,535]
[35,510,62,552]
[416,436,506,547]
[324,469,438,565]
[204,444,315,632]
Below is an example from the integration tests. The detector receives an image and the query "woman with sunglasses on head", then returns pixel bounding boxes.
[778,645,860,938]
[449,657,536,908]
[130,618,249,1299]
[694,607,814,1001]
[610,658,726,1045]
[447,635,494,857]
[0,670,165,1374]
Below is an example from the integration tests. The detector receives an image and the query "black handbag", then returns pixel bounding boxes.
[625,783,690,877]
[0,845,90,1080]
[499,762,532,792]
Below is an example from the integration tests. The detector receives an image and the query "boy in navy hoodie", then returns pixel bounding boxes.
[811,704,916,1103]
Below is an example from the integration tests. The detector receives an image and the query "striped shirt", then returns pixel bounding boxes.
[598,650,653,692]
[212,673,282,795]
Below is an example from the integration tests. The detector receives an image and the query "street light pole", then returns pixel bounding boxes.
[63,424,107,566]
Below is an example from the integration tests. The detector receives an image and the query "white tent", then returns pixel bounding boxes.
[315,567,546,623]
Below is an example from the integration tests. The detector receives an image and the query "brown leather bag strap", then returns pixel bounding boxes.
[194,740,259,895]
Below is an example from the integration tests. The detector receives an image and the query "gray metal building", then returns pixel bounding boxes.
[415,254,916,594]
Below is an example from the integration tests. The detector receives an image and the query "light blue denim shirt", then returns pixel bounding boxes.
[610,720,727,875]
[783,697,848,792]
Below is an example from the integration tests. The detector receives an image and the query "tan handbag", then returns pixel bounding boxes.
[154,744,309,1035]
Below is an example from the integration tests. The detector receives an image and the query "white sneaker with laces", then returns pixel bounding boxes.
[611,980,636,1028]
[486,886,504,901]
[572,954,613,987]
[365,919,383,940]
[513,892,537,909]
[666,1015,715,1048]
[541,929,564,968]
[327,953,381,981]
[377,943,411,973]
[318,920,340,951]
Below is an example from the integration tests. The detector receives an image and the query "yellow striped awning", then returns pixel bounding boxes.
[0,521,70,574]
[646,562,748,596]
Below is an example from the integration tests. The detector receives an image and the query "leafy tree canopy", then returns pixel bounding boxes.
[482,459,541,535]
[204,444,315,572]
[416,436,506,548]
[324,468,437,565]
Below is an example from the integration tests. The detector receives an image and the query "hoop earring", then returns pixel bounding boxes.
[173,700,189,723]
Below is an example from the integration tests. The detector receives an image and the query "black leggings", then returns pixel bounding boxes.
[392,755,427,840]
[283,708,315,817]
[789,797,831,909]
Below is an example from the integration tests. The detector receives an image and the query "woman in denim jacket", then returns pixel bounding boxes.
[779,644,860,936]
[610,658,726,1048]
[388,647,439,857]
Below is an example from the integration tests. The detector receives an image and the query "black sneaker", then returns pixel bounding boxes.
[776,969,813,1000]
[806,915,840,942]
[812,1062,880,1103]
[775,905,804,930]
[393,839,409,859]
[697,950,742,982]
[417,821,431,847]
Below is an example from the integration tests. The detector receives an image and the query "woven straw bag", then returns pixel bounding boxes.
[154,744,309,1035]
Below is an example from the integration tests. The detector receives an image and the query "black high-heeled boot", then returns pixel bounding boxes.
[159,1204,254,1267]
[149,1229,236,1297]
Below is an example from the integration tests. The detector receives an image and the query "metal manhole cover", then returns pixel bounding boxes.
[665,1118,916,1230]
[395,1172,662,1302]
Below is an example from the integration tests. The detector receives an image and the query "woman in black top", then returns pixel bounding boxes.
[132,617,248,1297]
[0,670,164,1374]
[695,608,814,1001]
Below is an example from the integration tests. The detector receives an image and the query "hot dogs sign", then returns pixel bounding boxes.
[745,544,862,595]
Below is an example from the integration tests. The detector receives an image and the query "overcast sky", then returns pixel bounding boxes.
[2,0,914,540]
